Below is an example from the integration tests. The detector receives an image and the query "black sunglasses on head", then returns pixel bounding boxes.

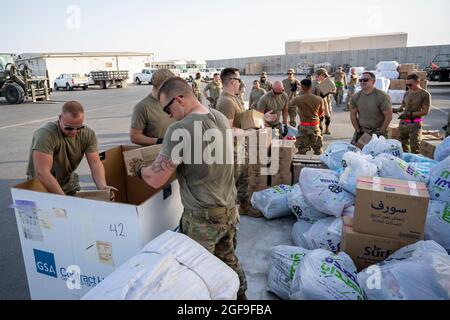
[163,96,183,114]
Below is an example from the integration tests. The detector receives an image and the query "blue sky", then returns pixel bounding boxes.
[3,0,450,61]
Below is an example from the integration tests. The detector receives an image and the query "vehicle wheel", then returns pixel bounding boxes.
[135,78,141,85]
[100,81,108,89]
[54,83,59,91]
[5,83,25,104]
[66,83,73,91]
[82,86,88,90]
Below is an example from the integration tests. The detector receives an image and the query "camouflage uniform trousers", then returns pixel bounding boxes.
[399,121,422,154]
[351,127,386,145]
[181,208,247,296]
[195,92,202,103]
[296,125,323,155]
[234,143,250,204]
[288,104,298,127]
[334,86,344,105]
[208,97,219,109]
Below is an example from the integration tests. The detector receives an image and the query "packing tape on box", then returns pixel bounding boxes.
[360,177,427,194]
[408,181,419,196]
[372,177,381,191]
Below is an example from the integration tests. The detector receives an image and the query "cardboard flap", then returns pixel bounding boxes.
[123,145,162,177]
[14,179,48,193]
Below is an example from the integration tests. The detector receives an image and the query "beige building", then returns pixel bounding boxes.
[286,33,408,55]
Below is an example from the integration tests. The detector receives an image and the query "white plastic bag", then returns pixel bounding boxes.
[320,142,360,171]
[300,168,355,217]
[388,90,406,104]
[435,137,450,162]
[82,231,239,300]
[291,220,314,248]
[303,217,342,254]
[362,134,403,158]
[403,153,437,164]
[357,241,450,300]
[372,153,429,183]
[428,155,450,201]
[378,71,399,80]
[251,185,293,219]
[290,249,366,300]
[267,246,310,300]
[287,184,328,222]
[425,201,450,253]
[340,152,379,195]
[375,77,391,93]
[376,61,399,71]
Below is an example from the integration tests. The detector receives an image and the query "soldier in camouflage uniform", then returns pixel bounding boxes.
[290,79,325,155]
[134,76,248,299]
[202,73,222,109]
[393,73,432,154]
[259,72,273,92]
[283,68,301,127]
[191,72,203,103]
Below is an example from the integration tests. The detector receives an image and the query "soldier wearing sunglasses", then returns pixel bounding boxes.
[349,71,393,145]
[27,101,116,198]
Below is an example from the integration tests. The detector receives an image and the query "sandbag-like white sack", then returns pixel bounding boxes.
[340,152,379,195]
[362,134,403,158]
[428,155,450,201]
[287,184,328,222]
[378,71,399,80]
[291,220,314,248]
[82,231,239,300]
[251,185,293,219]
[371,153,429,183]
[300,168,355,217]
[435,137,450,162]
[376,61,399,71]
[357,241,450,300]
[320,142,360,171]
[375,77,390,93]
[290,249,366,300]
[267,246,310,300]
[303,217,342,254]
[425,201,450,253]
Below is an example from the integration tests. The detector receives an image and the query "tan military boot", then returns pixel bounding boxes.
[239,200,263,218]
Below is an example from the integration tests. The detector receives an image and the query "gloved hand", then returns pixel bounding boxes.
[281,124,289,137]
[398,113,411,120]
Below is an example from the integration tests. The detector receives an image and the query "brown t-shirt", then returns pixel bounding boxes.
[131,94,175,139]
[350,88,392,129]
[257,91,289,127]
[217,92,244,128]
[401,88,432,116]
[290,94,324,123]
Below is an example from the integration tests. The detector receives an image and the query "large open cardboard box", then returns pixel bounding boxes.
[10,145,182,300]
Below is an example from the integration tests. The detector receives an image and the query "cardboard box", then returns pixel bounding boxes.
[317,77,336,95]
[341,217,415,271]
[399,72,409,80]
[355,133,373,150]
[387,124,400,140]
[420,79,428,90]
[420,139,441,159]
[76,190,111,202]
[248,175,269,187]
[399,64,417,73]
[247,128,272,161]
[240,110,265,130]
[271,173,293,187]
[353,177,429,240]
[271,139,296,160]
[10,145,183,299]
[123,144,162,177]
[278,160,292,174]
[292,155,328,185]
[389,79,406,90]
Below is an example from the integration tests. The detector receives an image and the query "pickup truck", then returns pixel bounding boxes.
[427,54,450,82]
[53,73,89,91]
[133,69,156,85]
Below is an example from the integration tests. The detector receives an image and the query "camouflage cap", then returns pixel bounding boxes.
[152,69,175,89]
[287,68,295,74]
[315,68,329,77]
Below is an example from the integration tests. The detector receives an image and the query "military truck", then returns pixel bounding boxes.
[0,53,50,104]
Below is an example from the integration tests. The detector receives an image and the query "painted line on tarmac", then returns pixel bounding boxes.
[0,100,139,131]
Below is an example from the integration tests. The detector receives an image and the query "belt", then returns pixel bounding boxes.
[300,121,320,126]
[184,207,236,219]
[401,118,423,124]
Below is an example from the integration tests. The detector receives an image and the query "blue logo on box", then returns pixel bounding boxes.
[33,249,57,278]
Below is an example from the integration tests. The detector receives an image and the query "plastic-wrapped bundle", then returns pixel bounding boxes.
[375,77,391,93]
[251,185,293,219]
[425,201,450,253]
[376,61,400,71]
[378,71,399,80]
[357,241,450,300]
[300,169,355,217]
[291,220,314,248]
[362,134,403,158]
[287,184,328,223]
[428,156,450,201]
[290,249,366,300]
[267,246,310,300]
[388,90,406,104]
[403,153,437,164]
[434,137,450,162]
[320,142,360,171]
[302,217,342,254]
[340,152,379,195]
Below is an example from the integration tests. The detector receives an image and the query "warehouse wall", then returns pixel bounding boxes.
[207,45,450,74]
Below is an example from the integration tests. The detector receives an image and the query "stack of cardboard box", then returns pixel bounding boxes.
[341,177,430,271]
[387,124,400,140]
[292,155,328,185]
[247,129,272,199]
[270,140,296,186]
[398,64,420,79]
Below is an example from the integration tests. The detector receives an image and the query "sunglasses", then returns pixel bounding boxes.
[228,77,242,83]
[163,95,183,114]
[287,73,293,75]
[359,78,371,83]
[64,125,85,132]
[273,91,284,95]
